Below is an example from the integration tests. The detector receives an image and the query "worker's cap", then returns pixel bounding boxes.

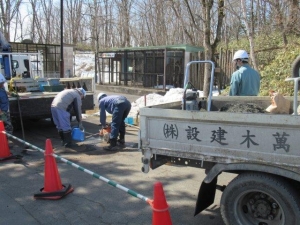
[77,88,86,98]
[0,73,6,83]
[97,92,107,101]
[233,50,249,62]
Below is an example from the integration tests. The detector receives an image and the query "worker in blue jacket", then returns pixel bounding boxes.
[229,50,261,96]
[97,93,131,151]
[0,73,13,134]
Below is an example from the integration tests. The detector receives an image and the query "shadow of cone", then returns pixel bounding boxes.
[34,139,74,200]
[0,120,13,160]
[151,182,172,225]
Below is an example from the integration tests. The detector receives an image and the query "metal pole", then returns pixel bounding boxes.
[163,48,167,90]
[285,77,300,115]
[183,61,215,111]
[13,82,28,153]
[60,0,64,78]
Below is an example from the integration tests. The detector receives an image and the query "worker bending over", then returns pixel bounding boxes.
[51,88,86,147]
[97,93,131,151]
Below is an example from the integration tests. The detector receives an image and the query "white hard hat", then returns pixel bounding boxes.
[0,73,6,83]
[233,50,249,61]
[77,88,86,98]
[97,92,107,101]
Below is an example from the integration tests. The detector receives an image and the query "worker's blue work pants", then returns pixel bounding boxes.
[110,99,131,139]
[51,107,71,132]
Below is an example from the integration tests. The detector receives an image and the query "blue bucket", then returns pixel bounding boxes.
[124,117,134,125]
[72,127,85,141]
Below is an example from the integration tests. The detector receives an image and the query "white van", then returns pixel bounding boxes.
[0,53,43,79]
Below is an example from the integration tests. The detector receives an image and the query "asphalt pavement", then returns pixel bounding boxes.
[0,85,233,225]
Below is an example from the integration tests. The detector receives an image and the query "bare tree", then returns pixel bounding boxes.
[169,0,197,45]
[65,0,84,44]
[199,0,225,96]
[115,0,133,47]
[130,1,150,46]
[0,0,22,40]
[287,0,300,35]
[240,0,258,70]
[143,0,156,45]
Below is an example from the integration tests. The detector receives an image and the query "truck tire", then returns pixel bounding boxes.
[220,172,300,225]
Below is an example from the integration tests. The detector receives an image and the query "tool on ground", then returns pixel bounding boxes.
[99,126,111,142]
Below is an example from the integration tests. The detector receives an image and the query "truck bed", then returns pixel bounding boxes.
[9,92,94,119]
[8,77,95,120]
[139,96,300,173]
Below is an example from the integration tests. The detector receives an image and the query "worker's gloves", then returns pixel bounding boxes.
[78,122,84,131]
[99,123,111,129]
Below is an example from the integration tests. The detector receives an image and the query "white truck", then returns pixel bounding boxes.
[0,32,94,128]
[139,59,300,225]
[3,53,95,129]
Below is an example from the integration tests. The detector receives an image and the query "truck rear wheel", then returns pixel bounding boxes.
[220,172,300,225]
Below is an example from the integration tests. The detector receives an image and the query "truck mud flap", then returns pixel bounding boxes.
[194,177,217,216]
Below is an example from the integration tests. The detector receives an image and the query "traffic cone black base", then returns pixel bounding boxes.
[34,184,74,200]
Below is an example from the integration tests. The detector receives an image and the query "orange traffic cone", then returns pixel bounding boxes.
[151,182,172,225]
[34,139,74,200]
[0,120,13,160]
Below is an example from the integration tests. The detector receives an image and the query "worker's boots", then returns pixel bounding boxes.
[58,130,64,146]
[63,130,73,148]
[104,138,118,151]
[117,133,125,145]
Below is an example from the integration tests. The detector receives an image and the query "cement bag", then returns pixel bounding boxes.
[266,91,290,114]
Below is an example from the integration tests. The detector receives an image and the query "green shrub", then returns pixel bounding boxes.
[260,46,300,96]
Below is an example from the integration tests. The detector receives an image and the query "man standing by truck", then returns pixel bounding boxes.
[0,73,13,134]
[229,50,261,96]
[51,88,86,147]
[97,93,131,151]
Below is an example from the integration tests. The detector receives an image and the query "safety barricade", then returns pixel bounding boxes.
[0,120,172,224]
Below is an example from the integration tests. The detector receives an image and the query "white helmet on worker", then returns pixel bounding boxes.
[233,50,249,62]
[0,73,6,83]
[77,88,86,98]
[97,92,107,101]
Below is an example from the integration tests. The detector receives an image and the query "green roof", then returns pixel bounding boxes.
[102,44,204,53]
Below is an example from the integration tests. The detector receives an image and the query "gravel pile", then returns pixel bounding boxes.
[219,103,266,113]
